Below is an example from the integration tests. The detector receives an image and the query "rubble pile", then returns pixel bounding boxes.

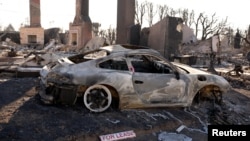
[0,36,107,77]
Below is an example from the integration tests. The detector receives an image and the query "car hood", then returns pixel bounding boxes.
[172,62,209,74]
[172,62,231,92]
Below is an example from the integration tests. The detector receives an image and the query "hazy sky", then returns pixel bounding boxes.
[0,0,249,31]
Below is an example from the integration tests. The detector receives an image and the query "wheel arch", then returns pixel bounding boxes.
[192,84,223,104]
[101,84,120,109]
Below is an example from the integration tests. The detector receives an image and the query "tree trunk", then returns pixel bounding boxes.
[207,52,218,74]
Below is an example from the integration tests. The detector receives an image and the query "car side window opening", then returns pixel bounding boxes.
[99,57,129,71]
[129,54,173,74]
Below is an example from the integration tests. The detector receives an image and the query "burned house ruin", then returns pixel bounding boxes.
[68,0,92,50]
[19,0,44,46]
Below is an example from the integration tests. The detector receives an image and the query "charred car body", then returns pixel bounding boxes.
[38,44,231,112]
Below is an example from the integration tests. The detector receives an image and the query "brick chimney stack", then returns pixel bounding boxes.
[116,0,135,44]
[73,0,91,24]
[30,0,41,27]
[69,0,92,49]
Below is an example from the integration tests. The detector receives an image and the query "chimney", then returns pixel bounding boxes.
[30,0,41,27]
[73,0,91,24]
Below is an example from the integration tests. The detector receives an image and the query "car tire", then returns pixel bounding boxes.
[83,84,112,112]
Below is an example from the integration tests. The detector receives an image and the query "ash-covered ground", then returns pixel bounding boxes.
[0,72,249,141]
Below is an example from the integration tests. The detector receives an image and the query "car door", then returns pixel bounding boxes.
[129,54,189,104]
[97,55,135,94]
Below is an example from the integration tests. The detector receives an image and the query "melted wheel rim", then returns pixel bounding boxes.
[84,85,112,112]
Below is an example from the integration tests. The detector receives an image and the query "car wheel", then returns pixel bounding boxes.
[83,85,112,112]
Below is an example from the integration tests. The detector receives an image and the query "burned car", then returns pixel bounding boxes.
[38,44,231,112]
